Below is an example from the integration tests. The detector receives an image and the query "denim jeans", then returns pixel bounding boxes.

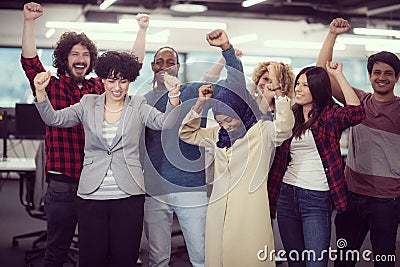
[44,185,78,267]
[144,191,208,267]
[277,183,333,267]
[334,191,400,267]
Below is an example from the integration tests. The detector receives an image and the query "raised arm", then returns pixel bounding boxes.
[206,29,263,118]
[201,48,244,82]
[316,18,351,104]
[326,61,360,106]
[22,2,43,58]
[206,30,244,84]
[130,13,149,64]
[34,71,82,127]
[179,85,216,147]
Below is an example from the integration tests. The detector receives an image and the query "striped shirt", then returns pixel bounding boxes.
[345,89,400,198]
[78,119,130,200]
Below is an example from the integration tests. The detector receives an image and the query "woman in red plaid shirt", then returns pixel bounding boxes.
[268,62,365,267]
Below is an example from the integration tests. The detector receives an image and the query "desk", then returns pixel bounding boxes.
[0,157,37,209]
[0,157,36,172]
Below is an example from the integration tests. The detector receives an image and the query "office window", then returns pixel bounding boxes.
[1,46,396,108]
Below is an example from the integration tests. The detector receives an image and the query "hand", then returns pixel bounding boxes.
[259,84,276,105]
[234,48,244,58]
[24,2,43,21]
[267,62,283,83]
[206,29,231,51]
[329,18,350,35]
[162,73,181,94]
[198,84,214,103]
[34,70,51,92]
[326,61,343,76]
[136,13,149,29]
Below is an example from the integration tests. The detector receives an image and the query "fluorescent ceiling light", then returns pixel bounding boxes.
[367,3,400,16]
[46,21,137,32]
[170,3,208,13]
[241,55,292,65]
[45,28,55,39]
[365,44,400,53]
[242,0,267,8]
[338,37,400,46]
[264,40,346,50]
[337,37,400,52]
[353,27,400,38]
[230,34,258,45]
[85,30,169,43]
[99,0,117,10]
[337,37,371,45]
[119,18,227,30]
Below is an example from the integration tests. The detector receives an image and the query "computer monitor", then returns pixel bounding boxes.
[15,103,45,140]
[0,107,15,137]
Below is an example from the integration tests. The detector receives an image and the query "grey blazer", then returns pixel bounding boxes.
[35,93,180,195]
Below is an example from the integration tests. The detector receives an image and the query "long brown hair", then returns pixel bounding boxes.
[292,66,334,138]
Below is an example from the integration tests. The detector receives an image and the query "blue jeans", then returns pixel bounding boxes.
[44,185,78,267]
[144,192,208,267]
[334,191,399,267]
[277,183,333,267]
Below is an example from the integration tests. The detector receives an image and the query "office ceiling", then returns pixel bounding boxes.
[1,0,400,28]
[1,1,399,58]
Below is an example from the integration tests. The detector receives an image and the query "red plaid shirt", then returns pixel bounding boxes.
[268,103,365,218]
[21,55,104,181]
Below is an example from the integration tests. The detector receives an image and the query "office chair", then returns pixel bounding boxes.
[12,141,47,264]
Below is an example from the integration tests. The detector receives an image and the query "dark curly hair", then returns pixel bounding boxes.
[53,31,98,76]
[95,51,140,82]
[292,66,334,138]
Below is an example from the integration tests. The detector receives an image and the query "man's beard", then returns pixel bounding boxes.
[66,65,86,84]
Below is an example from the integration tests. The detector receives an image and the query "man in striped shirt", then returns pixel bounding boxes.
[318,18,400,267]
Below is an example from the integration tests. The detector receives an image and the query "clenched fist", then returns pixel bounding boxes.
[34,70,51,92]
[198,84,214,103]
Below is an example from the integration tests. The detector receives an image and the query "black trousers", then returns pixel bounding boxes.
[77,195,144,267]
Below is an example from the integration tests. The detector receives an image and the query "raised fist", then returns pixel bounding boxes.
[24,2,44,21]
[198,84,214,103]
[34,70,51,92]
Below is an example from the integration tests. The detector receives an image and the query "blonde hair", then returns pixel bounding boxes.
[250,61,295,103]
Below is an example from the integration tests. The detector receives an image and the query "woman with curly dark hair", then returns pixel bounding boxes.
[33,51,182,267]
[21,2,149,266]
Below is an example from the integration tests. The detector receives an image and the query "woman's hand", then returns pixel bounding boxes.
[34,70,51,92]
[198,84,214,103]
[326,61,343,77]
[34,70,50,102]
[267,62,285,97]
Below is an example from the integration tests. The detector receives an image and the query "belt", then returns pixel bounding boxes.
[48,179,78,192]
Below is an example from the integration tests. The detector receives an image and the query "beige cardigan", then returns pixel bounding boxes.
[179,100,294,266]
